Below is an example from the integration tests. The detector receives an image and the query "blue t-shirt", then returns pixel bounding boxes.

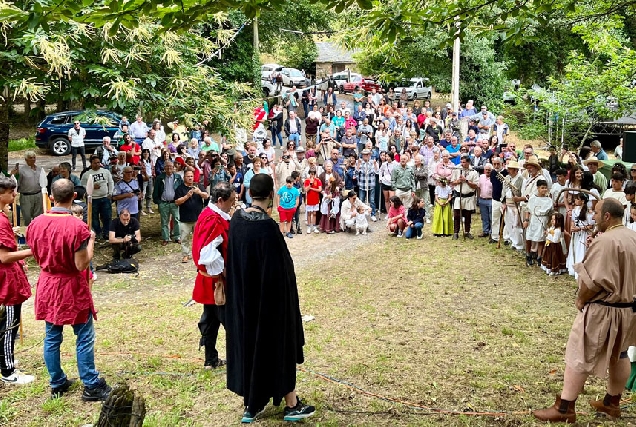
[447,144,461,165]
[277,186,300,210]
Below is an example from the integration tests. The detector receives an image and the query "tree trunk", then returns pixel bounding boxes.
[0,122,9,174]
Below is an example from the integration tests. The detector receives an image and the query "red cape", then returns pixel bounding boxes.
[191,206,229,305]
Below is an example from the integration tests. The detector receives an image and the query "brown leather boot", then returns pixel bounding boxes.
[589,393,621,418]
[533,394,576,423]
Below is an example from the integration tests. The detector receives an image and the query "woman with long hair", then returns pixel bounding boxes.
[564,164,583,210]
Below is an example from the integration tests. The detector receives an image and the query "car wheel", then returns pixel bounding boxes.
[51,137,71,156]
[339,85,344,93]
[263,88,270,97]
[427,92,432,99]
[412,92,417,100]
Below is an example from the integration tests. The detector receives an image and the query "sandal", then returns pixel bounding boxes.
[182,256,190,263]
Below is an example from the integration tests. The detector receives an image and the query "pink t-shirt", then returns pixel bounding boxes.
[478,174,493,199]
[388,205,406,221]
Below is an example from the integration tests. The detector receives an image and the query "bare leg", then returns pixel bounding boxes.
[284,391,298,407]
[607,357,630,395]
[561,364,589,401]
[279,221,285,233]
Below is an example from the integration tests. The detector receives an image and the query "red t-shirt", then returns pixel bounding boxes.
[120,142,140,165]
[303,178,322,206]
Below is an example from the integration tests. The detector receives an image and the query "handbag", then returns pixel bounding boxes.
[214,278,226,306]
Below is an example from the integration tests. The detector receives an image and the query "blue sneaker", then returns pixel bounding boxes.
[283,397,315,422]
[241,407,265,423]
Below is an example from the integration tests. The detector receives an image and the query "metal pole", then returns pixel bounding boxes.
[451,21,461,111]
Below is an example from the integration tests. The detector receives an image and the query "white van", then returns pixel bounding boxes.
[261,63,283,81]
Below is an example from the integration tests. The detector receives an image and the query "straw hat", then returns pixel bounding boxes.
[507,160,520,170]
[523,156,541,169]
[583,156,604,167]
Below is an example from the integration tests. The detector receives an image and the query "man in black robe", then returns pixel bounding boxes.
[225,174,315,423]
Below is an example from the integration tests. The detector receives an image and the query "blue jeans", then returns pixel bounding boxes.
[92,197,112,239]
[44,315,100,388]
[288,133,300,147]
[358,187,376,216]
[271,127,283,147]
[405,222,423,239]
[479,198,492,235]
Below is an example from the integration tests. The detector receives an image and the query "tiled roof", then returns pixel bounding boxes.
[315,42,356,64]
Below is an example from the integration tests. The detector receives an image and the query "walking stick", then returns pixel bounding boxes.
[39,169,49,213]
[497,207,505,249]
[85,175,94,287]
[10,177,24,346]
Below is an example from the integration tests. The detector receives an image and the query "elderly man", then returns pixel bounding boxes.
[329,149,345,177]
[11,151,44,225]
[357,149,378,221]
[340,127,357,158]
[489,157,507,244]
[584,157,608,197]
[534,199,636,423]
[419,136,436,165]
[153,161,183,245]
[450,155,480,239]
[392,154,416,208]
[81,156,114,240]
[590,139,608,161]
[112,166,141,218]
[275,152,297,191]
[129,115,149,144]
[470,146,488,174]
[503,160,525,250]
[94,137,118,167]
[108,209,141,261]
[477,163,494,238]
[413,154,429,220]
[52,163,81,187]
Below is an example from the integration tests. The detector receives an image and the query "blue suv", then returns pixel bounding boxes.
[35,110,123,156]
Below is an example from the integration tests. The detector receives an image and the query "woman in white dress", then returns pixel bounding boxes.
[565,193,594,277]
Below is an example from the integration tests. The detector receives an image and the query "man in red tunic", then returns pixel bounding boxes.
[26,178,111,401]
[191,181,235,369]
[0,177,34,385]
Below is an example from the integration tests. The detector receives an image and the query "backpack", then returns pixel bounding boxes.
[106,258,139,274]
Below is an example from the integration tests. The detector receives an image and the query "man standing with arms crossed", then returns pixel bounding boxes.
[81,156,114,241]
[68,120,87,171]
[176,169,208,263]
[534,198,636,423]
[27,179,111,401]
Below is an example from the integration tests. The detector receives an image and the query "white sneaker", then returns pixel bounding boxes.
[148,208,155,214]
[1,370,35,385]
[356,230,360,235]
[417,234,423,240]
[140,210,147,216]
[92,273,97,281]
[307,227,311,234]
[371,216,377,222]
[313,227,320,234]
[397,232,403,238]
[362,230,367,235]
[426,218,431,224]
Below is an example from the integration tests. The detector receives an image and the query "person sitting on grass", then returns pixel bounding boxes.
[387,195,407,237]
[276,176,300,239]
[108,209,141,261]
[405,196,425,239]
[339,191,370,233]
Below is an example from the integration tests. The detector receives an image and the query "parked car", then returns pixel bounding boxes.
[261,63,284,81]
[392,77,432,100]
[262,80,290,98]
[281,68,306,87]
[341,76,383,94]
[331,71,361,92]
[35,110,123,156]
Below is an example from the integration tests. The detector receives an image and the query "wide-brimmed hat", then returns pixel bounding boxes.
[583,156,604,167]
[295,146,306,153]
[507,160,520,170]
[523,156,541,169]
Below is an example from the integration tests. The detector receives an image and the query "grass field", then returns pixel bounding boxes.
[1,210,634,427]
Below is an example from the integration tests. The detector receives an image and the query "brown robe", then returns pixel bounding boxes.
[565,227,636,376]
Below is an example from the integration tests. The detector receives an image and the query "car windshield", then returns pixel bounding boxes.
[289,69,303,77]
[398,79,412,87]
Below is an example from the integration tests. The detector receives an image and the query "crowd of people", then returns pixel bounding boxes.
[2,88,636,423]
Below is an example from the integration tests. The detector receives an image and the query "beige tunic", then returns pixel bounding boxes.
[451,167,479,211]
[565,228,636,376]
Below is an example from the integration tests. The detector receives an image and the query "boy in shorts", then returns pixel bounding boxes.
[277,176,301,238]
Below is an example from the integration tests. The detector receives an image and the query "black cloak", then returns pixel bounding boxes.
[225,209,305,410]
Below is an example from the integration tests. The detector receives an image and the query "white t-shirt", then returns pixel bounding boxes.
[68,127,86,147]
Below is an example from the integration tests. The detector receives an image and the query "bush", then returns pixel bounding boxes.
[8,138,36,152]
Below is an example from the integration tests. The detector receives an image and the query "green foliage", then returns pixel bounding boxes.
[8,137,36,152]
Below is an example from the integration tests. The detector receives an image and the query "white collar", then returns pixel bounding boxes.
[208,201,231,221]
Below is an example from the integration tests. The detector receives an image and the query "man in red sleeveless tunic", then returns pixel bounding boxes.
[191,181,235,369]
[0,177,34,385]
[26,179,111,401]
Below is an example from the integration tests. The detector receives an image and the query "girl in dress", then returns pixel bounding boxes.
[566,193,594,277]
[319,177,341,234]
[432,177,453,236]
[541,213,567,276]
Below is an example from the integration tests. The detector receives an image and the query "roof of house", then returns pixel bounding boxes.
[315,42,356,64]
